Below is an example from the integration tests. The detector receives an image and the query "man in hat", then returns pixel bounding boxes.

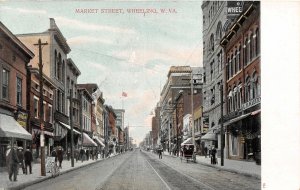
[24,146,33,174]
[6,145,19,181]
[17,147,25,174]
[56,146,63,168]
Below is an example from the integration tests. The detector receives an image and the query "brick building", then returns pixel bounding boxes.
[0,22,34,166]
[220,2,260,163]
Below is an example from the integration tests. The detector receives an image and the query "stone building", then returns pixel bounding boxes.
[220,1,260,163]
[201,1,228,154]
[0,21,34,166]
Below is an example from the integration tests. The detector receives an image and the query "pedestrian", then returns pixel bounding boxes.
[6,145,19,181]
[204,147,208,158]
[17,147,25,174]
[86,149,89,161]
[24,146,33,174]
[211,146,217,165]
[51,148,58,163]
[80,148,85,162]
[56,146,63,168]
[158,145,163,159]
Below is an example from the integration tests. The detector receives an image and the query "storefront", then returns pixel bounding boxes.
[0,113,32,167]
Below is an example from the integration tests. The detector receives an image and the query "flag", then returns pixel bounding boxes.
[122,92,127,97]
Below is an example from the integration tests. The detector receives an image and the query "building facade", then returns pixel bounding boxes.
[0,21,34,166]
[220,1,260,163]
[17,18,71,149]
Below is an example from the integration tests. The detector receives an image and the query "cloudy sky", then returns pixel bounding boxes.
[0,1,203,144]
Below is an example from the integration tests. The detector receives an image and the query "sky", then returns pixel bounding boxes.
[0,1,203,144]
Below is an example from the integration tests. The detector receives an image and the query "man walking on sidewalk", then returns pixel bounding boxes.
[6,145,19,181]
[24,146,33,174]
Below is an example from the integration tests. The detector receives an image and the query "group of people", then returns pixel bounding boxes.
[204,146,217,165]
[6,145,33,182]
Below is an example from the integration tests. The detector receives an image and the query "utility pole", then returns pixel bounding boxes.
[34,39,48,176]
[220,83,224,166]
[69,88,74,167]
[191,72,195,150]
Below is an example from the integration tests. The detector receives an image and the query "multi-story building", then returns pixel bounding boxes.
[220,1,260,163]
[27,67,56,157]
[76,84,97,148]
[201,1,228,154]
[105,105,117,154]
[0,22,34,166]
[159,66,202,152]
[17,18,71,149]
[114,109,125,152]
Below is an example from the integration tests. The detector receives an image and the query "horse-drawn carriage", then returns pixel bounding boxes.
[180,138,196,163]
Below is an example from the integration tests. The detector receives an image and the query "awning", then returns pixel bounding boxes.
[59,122,81,135]
[83,132,97,147]
[0,114,31,140]
[224,113,251,126]
[181,137,193,146]
[93,136,105,147]
[201,132,217,141]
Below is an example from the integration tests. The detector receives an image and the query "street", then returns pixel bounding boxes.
[24,150,260,190]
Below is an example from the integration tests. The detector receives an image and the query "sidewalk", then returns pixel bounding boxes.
[0,154,120,190]
[162,151,261,179]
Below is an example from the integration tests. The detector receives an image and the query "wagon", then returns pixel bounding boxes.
[180,144,196,163]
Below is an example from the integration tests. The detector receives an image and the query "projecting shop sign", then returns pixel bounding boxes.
[227,1,244,19]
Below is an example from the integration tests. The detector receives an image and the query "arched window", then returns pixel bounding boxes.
[255,28,260,56]
[238,83,243,108]
[230,54,234,77]
[210,34,214,52]
[238,46,241,71]
[232,53,236,76]
[244,38,248,65]
[233,86,237,111]
[54,50,57,77]
[252,72,259,98]
[247,36,251,63]
[250,32,254,60]
[216,22,222,40]
[228,89,232,113]
[245,77,251,102]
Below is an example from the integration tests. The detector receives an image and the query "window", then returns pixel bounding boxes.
[210,34,214,52]
[49,105,53,123]
[57,53,62,80]
[250,33,254,60]
[34,97,39,118]
[255,28,260,56]
[210,61,214,81]
[232,54,235,76]
[54,50,57,77]
[216,22,222,40]
[16,77,22,106]
[62,60,65,83]
[2,69,9,100]
[226,59,229,80]
[244,38,248,65]
[245,77,251,102]
[43,102,46,121]
[234,50,238,73]
[237,46,241,71]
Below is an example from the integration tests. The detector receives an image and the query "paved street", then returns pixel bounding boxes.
[22,149,260,190]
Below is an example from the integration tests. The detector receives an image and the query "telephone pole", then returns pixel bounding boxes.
[69,88,75,167]
[34,39,48,176]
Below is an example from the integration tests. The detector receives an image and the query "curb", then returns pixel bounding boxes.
[5,155,122,190]
[163,153,261,180]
